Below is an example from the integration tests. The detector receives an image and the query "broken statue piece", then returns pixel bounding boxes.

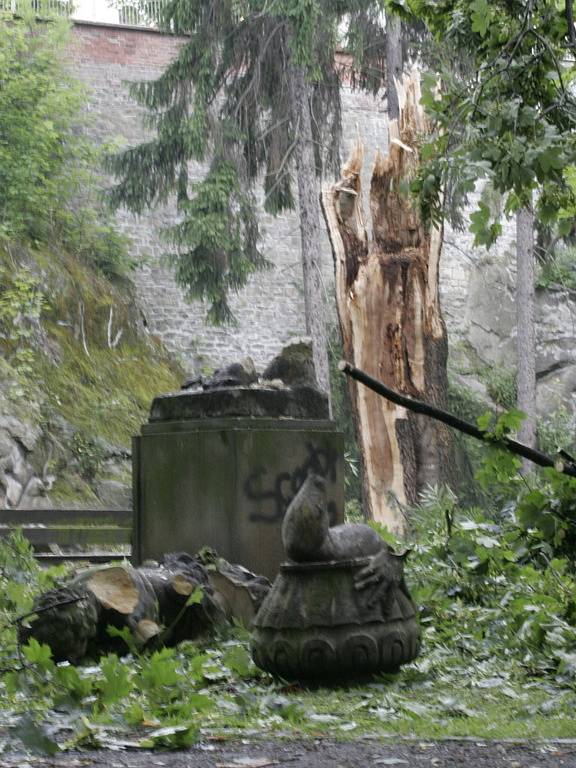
[20,552,271,663]
[179,339,317,393]
[251,473,420,680]
[262,339,317,389]
[181,357,258,391]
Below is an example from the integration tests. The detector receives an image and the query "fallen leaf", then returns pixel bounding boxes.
[215,760,279,768]
[14,716,60,756]
[307,713,339,723]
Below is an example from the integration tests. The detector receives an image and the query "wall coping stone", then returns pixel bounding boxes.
[72,18,185,37]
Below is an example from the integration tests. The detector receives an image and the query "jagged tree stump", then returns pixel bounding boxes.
[321,69,450,533]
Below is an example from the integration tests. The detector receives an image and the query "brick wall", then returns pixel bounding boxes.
[67,22,507,375]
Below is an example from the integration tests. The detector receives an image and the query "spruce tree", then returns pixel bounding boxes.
[107,0,389,394]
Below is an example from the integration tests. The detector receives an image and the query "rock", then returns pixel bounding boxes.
[0,437,47,509]
[0,415,41,452]
[263,339,317,388]
[150,385,330,422]
[461,257,576,420]
[207,357,258,389]
[4,472,23,508]
[95,479,132,509]
[181,375,203,391]
[20,477,51,509]
[182,357,258,391]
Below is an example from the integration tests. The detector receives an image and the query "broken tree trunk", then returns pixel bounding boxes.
[19,552,271,663]
[321,69,450,534]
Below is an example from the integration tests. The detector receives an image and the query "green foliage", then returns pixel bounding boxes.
[407,1,576,242]
[0,14,133,279]
[457,361,517,410]
[409,488,576,698]
[59,208,135,281]
[70,431,105,482]
[166,159,269,325]
[0,241,182,512]
[0,531,69,692]
[483,367,517,410]
[537,407,576,457]
[536,246,576,291]
[108,0,388,323]
[0,267,45,397]
[0,14,81,241]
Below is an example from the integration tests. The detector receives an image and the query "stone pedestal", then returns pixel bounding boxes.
[251,558,420,680]
[132,386,344,579]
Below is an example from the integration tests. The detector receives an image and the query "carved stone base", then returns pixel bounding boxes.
[251,558,420,681]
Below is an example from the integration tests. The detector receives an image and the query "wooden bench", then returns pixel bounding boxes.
[0,508,132,563]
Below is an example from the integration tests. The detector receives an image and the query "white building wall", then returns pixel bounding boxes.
[72,0,119,23]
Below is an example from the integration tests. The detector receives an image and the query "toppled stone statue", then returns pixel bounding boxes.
[262,340,317,389]
[181,357,258,391]
[181,342,317,393]
[19,552,270,663]
[156,341,329,424]
[251,473,420,680]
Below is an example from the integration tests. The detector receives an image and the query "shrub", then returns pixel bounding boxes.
[0,13,81,241]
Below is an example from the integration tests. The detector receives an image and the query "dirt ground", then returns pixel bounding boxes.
[1,737,576,768]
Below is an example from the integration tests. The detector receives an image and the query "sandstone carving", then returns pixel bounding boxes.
[251,473,420,680]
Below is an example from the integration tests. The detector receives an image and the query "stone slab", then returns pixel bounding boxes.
[133,420,344,579]
[149,386,329,422]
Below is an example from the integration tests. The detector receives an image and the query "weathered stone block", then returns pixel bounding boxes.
[133,412,344,579]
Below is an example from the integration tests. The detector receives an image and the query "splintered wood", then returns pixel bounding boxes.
[87,567,140,614]
[322,69,450,533]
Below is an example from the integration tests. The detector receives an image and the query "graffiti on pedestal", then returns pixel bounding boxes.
[246,442,338,524]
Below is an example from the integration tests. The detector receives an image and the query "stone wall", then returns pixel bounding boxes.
[68,22,576,418]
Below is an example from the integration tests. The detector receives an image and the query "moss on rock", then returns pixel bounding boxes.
[0,240,183,506]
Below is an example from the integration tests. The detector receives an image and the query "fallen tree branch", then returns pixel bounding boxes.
[339,361,576,479]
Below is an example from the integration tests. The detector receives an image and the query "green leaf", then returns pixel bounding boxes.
[476,411,493,433]
[54,664,92,701]
[106,624,140,656]
[99,654,133,704]
[140,648,180,690]
[470,0,490,37]
[186,586,204,607]
[15,716,60,756]
[223,643,253,678]
[22,638,53,671]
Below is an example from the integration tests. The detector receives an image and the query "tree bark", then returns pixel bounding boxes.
[321,71,450,534]
[385,10,403,121]
[516,203,537,469]
[289,62,331,407]
[19,554,270,663]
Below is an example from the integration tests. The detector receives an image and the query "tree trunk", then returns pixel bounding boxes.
[321,71,450,534]
[20,554,270,663]
[385,10,403,121]
[516,203,537,469]
[289,62,331,407]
